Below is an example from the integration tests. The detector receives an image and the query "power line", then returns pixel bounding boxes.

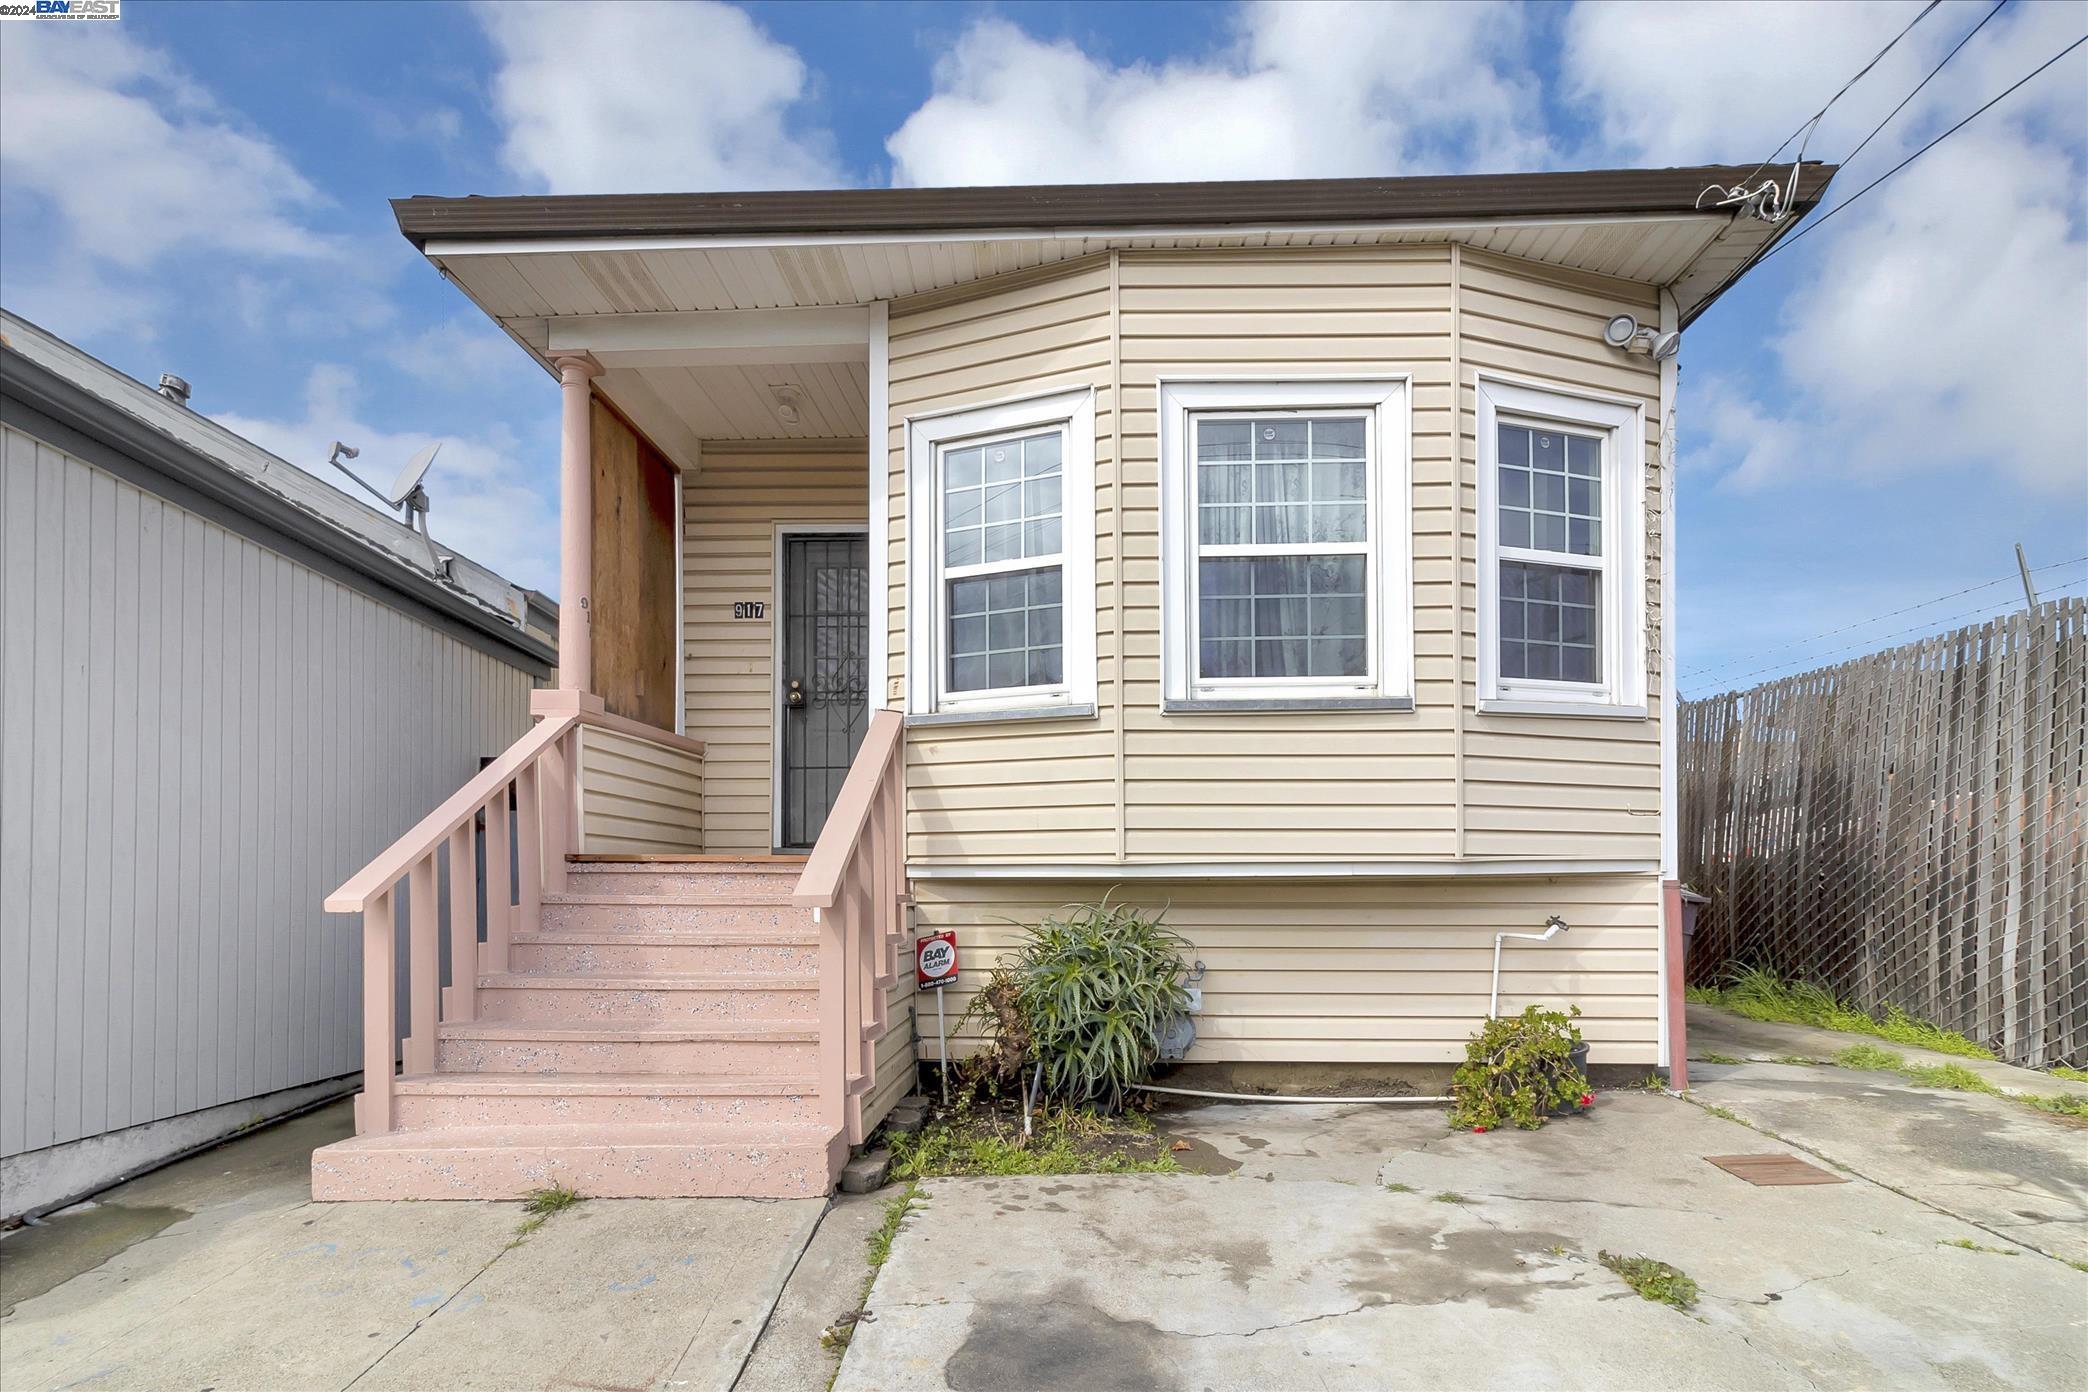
[1758,29,2088,266]
[1686,573,2087,696]
[1841,0,2009,169]
[1728,1,1944,195]
[1682,555,2088,681]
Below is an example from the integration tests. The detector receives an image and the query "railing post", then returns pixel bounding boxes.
[540,729,572,895]
[445,823,478,1023]
[358,890,396,1135]
[515,763,542,947]
[405,858,439,1075]
[485,789,513,971]
[817,912,848,1142]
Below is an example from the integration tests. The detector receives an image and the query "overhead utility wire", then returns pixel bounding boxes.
[1688,573,2088,696]
[1840,0,2009,169]
[1758,29,2088,265]
[1725,0,1943,196]
[1682,556,2088,681]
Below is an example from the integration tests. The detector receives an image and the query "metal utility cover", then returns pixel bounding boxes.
[1704,1153,1847,1186]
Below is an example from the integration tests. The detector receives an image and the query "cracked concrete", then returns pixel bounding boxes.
[0,1100,824,1391]
[835,1090,2087,1391]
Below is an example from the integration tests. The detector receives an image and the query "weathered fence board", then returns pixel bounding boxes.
[1681,599,2087,1068]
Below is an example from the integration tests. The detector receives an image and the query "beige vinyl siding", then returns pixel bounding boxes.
[881,243,1666,867]
[864,968,918,1133]
[1118,247,1460,859]
[1458,251,1664,861]
[911,875,1662,1064]
[682,449,867,854]
[887,259,1120,864]
[576,725,704,854]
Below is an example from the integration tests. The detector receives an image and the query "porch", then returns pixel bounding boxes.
[311,305,908,1200]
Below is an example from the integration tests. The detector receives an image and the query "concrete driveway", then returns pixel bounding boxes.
[838,1076,2087,1389]
[0,1100,823,1392]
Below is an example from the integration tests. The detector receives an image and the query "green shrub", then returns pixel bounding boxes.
[969,897,1191,1112]
[1449,1005,1590,1131]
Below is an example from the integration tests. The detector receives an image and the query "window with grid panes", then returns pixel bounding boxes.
[940,429,1065,693]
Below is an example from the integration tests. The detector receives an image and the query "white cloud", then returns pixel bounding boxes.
[886,2,1550,187]
[384,318,528,393]
[214,366,561,592]
[0,25,332,269]
[478,0,840,194]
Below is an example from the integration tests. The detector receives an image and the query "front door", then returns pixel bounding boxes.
[778,532,870,849]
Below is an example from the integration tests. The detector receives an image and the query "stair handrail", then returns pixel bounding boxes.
[326,711,579,914]
[793,707,907,1149]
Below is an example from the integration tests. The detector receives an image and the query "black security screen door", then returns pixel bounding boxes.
[779,533,870,849]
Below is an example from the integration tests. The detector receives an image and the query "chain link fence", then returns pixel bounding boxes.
[1680,598,2087,1069]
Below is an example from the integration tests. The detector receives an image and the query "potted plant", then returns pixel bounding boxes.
[1449,1005,1594,1132]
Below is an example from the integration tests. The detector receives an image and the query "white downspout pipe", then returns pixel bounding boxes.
[1491,916,1569,1019]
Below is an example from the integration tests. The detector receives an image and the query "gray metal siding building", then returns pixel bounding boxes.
[0,312,554,1219]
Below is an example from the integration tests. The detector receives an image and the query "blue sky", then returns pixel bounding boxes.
[3,0,2082,696]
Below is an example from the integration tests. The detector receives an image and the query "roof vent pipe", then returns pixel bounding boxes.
[157,373,191,407]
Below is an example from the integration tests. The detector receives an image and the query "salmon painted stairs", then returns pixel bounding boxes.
[310,858,858,1201]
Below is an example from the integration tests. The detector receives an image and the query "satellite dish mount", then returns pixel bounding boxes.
[328,440,451,575]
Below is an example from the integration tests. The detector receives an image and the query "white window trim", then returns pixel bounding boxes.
[905,385,1096,719]
[1158,377,1413,709]
[1475,373,1647,716]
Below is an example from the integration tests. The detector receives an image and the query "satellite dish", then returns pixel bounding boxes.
[390,442,441,504]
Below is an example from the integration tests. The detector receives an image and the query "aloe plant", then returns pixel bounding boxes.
[1008,897,1191,1112]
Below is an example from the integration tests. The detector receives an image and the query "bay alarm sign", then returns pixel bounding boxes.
[916,931,958,989]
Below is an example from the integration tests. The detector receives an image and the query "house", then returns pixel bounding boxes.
[309,163,1835,1201]
[0,310,555,1222]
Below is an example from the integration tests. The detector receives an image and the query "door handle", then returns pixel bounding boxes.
[785,678,806,709]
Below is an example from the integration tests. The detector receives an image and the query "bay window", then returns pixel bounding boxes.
[906,387,1096,720]
[1159,379,1412,710]
[1476,375,1646,717]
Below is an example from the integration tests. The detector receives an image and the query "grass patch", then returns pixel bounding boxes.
[1833,1047,2088,1122]
[822,1182,924,1369]
[1432,1191,1467,1204]
[2069,1259,2088,1274]
[505,1183,584,1248]
[889,1100,1180,1179]
[1695,1099,1752,1127]
[1598,1251,1699,1310]
[2048,1066,2088,1084]
[1697,1051,1744,1065]
[1383,1181,1415,1193]
[1937,1238,2019,1255]
[1770,1054,1823,1066]
[1695,969,1994,1059]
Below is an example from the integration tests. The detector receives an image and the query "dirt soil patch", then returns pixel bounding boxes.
[891,1098,1180,1178]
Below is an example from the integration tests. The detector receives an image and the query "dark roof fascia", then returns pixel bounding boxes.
[393,164,1837,248]
[1,345,557,669]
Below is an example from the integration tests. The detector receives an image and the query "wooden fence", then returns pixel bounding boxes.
[1679,599,2087,1068]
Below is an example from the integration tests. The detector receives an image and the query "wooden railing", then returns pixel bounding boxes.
[326,692,704,1135]
[792,708,907,1146]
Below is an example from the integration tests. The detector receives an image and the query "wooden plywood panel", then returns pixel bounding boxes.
[590,398,678,730]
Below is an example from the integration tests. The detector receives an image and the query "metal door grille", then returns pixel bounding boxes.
[781,534,869,848]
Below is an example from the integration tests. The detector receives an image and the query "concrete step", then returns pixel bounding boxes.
[390,1071,822,1128]
[310,1120,837,1201]
[562,863,804,899]
[539,897,810,934]
[509,930,819,976]
[474,973,818,1024]
[436,1019,818,1075]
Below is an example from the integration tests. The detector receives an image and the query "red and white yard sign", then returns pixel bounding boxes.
[916,931,959,989]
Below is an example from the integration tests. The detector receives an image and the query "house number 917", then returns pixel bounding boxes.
[733,601,767,620]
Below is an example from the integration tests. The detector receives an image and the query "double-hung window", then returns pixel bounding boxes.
[906,387,1096,720]
[1159,379,1412,710]
[1476,375,1646,716]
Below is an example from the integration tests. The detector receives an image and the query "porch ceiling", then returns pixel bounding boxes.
[594,359,869,464]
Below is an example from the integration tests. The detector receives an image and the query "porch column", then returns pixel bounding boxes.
[552,352,603,692]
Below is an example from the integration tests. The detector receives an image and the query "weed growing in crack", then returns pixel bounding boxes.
[1938,1238,2019,1256]
[1382,1181,1415,1193]
[1599,1250,1699,1310]
[822,1181,926,1380]
[505,1183,584,1248]
[2049,1066,2088,1084]
[1697,1052,1743,1065]
[1433,1191,1467,1204]
[1770,1055,1822,1066]
[1693,969,1993,1059]
[1834,1048,2088,1119]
